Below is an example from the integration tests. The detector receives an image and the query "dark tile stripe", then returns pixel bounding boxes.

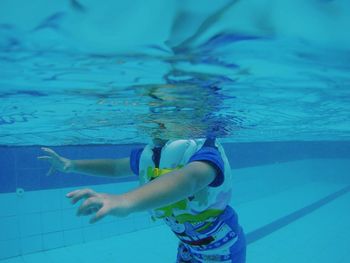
[246,185,350,244]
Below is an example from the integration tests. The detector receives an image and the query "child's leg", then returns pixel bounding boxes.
[228,226,246,263]
[229,244,246,263]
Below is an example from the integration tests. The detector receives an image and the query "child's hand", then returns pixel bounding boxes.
[66,188,132,223]
[38,147,73,176]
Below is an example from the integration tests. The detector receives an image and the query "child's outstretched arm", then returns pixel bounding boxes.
[66,161,216,223]
[38,147,133,178]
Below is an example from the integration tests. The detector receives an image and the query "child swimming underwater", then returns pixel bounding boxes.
[39,137,246,262]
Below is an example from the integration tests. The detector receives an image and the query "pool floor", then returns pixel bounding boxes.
[1,179,349,263]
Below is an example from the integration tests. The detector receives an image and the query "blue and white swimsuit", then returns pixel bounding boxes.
[130,138,246,262]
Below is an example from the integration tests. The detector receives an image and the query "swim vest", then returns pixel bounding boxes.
[138,138,233,226]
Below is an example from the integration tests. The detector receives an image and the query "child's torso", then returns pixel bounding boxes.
[138,139,239,251]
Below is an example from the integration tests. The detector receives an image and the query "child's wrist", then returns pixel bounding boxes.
[65,159,75,173]
[120,193,136,215]
[109,194,135,217]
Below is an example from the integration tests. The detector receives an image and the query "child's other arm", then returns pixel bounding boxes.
[38,147,133,178]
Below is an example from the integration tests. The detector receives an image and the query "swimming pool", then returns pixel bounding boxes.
[1,0,350,262]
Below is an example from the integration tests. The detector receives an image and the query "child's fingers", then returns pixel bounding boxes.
[66,189,81,198]
[41,147,61,159]
[67,189,96,204]
[46,166,55,176]
[77,197,102,216]
[90,207,108,224]
[37,156,52,160]
[37,155,56,176]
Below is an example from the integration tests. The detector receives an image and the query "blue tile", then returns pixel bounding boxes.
[0,239,20,260]
[14,147,43,169]
[62,208,81,230]
[20,235,43,255]
[39,169,64,189]
[21,252,47,263]
[0,147,16,193]
[82,225,101,242]
[41,210,62,233]
[63,229,83,246]
[101,218,136,237]
[134,216,153,230]
[42,232,64,250]
[60,173,85,189]
[81,215,93,228]
[44,247,78,263]
[0,256,25,263]
[61,174,117,189]
[40,189,62,212]
[19,213,42,237]
[99,223,112,239]
[100,222,128,239]
[0,216,20,241]
[0,147,15,169]
[17,191,41,214]
[0,193,18,217]
[16,169,41,191]
[118,217,137,233]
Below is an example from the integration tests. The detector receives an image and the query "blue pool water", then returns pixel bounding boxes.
[1,0,350,262]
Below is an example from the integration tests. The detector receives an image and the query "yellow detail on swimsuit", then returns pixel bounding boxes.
[155,199,188,218]
[147,165,183,180]
[175,209,223,224]
[147,166,188,218]
[146,166,223,224]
